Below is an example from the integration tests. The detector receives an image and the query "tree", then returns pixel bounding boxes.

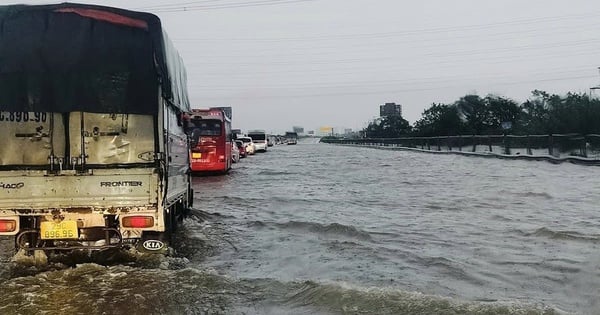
[413,103,464,136]
[520,90,551,134]
[362,90,600,138]
[485,95,521,133]
[364,115,411,138]
[554,92,600,134]
[453,94,522,134]
[454,94,490,134]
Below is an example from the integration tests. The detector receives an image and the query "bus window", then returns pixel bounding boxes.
[191,120,221,136]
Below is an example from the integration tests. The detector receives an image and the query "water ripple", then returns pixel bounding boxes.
[248,220,373,241]
[526,227,600,242]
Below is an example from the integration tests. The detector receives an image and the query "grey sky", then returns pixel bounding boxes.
[10,0,600,134]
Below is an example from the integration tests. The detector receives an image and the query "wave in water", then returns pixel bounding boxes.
[526,227,600,242]
[0,263,564,315]
[248,279,562,315]
[248,220,372,241]
[257,170,299,176]
[0,264,237,314]
[507,191,554,200]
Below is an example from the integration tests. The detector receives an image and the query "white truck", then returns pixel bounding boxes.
[0,4,193,258]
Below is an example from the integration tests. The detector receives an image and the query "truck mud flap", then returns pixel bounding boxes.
[136,232,170,254]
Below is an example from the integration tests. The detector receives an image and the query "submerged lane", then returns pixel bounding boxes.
[0,139,598,314]
[195,140,600,314]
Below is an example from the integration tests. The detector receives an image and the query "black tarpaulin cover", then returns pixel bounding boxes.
[0,3,190,114]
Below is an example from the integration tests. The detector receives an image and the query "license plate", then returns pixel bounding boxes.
[40,221,78,240]
[192,152,202,159]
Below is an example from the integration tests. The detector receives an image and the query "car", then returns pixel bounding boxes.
[238,136,255,155]
[235,140,247,158]
[267,136,274,147]
[231,141,240,163]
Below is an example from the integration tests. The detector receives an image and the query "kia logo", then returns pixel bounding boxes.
[142,240,165,251]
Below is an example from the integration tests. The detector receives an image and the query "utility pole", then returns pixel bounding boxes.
[589,67,600,98]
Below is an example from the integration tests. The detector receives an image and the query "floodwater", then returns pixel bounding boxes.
[1,139,599,314]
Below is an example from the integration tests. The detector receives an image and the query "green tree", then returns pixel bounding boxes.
[485,95,522,133]
[553,92,600,134]
[454,94,490,134]
[413,103,464,136]
[364,115,411,138]
[362,90,600,138]
[512,90,600,135]
[520,90,551,134]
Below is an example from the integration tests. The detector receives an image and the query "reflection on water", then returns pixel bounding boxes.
[1,140,598,314]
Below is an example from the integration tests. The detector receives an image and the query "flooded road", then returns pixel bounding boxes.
[1,139,599,314]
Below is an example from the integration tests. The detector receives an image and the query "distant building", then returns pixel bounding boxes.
[317,126,334,137]
[379,102,402,117]
[293,126,304,134]
[316,127,354,137]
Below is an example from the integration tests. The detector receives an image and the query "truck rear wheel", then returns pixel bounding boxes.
[164,201,184,238]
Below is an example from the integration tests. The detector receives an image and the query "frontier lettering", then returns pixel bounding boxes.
[100,181,143,187]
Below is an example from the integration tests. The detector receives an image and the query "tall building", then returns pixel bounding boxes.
[379,102,402,117]
[293,126,304,134]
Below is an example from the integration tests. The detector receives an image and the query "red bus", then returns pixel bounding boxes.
[186,108,232,174]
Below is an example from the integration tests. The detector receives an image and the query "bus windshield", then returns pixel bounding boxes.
[249,134,266,141]
[190,120,222,141]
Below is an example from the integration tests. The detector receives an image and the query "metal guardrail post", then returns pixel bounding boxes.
[472,135,476,152]
[548,134,554,156]
[526,135,532,155]
[503,134,510,155]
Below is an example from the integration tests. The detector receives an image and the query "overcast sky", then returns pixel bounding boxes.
[10,0,600,134]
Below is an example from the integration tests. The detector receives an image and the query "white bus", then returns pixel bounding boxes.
[248,130,268,152]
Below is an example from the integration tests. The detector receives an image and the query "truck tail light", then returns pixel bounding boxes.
[0,219,17,232]
[219,155,225,162]
[122,216,154,228]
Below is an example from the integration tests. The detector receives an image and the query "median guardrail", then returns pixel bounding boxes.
[321,134,600,165]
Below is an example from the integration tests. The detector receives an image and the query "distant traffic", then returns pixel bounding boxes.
[184,107,300,175]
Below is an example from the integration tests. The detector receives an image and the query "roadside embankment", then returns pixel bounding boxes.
[321,135,600,166]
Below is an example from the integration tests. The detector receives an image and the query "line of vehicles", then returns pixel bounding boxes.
[185,107,264,174]
[0,3,301,262]
[184,107,298,174]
